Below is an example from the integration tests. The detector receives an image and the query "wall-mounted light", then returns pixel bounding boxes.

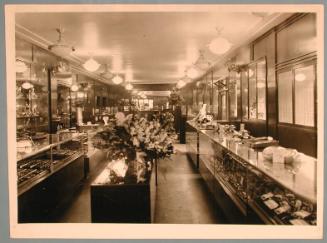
[112,75,123,85]
[83,57,100,72]
[295,73,306,82]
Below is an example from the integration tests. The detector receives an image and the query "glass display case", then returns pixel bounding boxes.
[17,131,87,196]
[187,121,317,225]
[16,62,49,135]
[90,157,155,223]
[185,121,198,168]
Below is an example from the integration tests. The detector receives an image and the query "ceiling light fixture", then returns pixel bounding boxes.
[208,28,232,55]
[112,75,123,85]
[83,57,100,72]
[22,82,33,90]
[48,27,75,57]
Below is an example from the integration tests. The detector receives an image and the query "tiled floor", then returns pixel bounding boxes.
[57,144,227,224]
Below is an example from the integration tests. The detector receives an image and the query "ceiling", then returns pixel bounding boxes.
[15,11,289,86]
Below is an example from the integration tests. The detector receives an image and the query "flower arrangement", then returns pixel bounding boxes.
[91,111,177,184]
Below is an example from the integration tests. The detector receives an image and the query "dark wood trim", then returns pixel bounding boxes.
[47,69,52,134]
[276,52,317,70]
[275,13,309,33]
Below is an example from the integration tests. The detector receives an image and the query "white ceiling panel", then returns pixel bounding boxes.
[15,11,286,85]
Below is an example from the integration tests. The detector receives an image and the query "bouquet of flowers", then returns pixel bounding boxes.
[92,112,177,184]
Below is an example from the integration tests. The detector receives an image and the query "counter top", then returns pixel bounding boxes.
[187,120,317,203]
[17,132,86,161]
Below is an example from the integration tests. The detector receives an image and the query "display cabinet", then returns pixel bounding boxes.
[90,158,156,223]
[17,132,88,222]
[185,121,198,168]
[187,121,317,225]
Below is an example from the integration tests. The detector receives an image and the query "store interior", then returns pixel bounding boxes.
[14,11,317,225]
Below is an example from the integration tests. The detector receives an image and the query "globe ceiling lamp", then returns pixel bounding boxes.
[48,27,75,57]
[208,28,232,55]
[83,57,100,72]
[112,74,123,85]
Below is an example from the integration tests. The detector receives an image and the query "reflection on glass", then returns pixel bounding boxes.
[257,60,266,120]
[16,63,49,135]
[241,71,248,119]
[294,65,315,126]
[229,73,238,119]
[221,93,227,120]
[278,70,293,123]
[213,86,219,118]
[248,64,257,119]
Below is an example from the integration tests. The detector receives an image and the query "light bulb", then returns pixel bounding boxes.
[83,57,100,72]
[125,83,133,90]
[112,75,123,85]
[209,37,232,55]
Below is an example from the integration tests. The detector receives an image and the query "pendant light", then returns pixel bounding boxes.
[48,27,75,57]
[21,82,33,90]
[83,56,100,72]
[112,74,123,85]
[208,28,232,55]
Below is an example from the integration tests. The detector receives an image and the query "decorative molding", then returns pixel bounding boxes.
[276,51,317,71]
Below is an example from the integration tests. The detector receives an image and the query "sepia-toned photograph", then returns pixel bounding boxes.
[4,3,324,239]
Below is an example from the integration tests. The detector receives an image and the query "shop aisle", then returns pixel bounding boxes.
[154,144,227,224]
[57,144,227,224]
